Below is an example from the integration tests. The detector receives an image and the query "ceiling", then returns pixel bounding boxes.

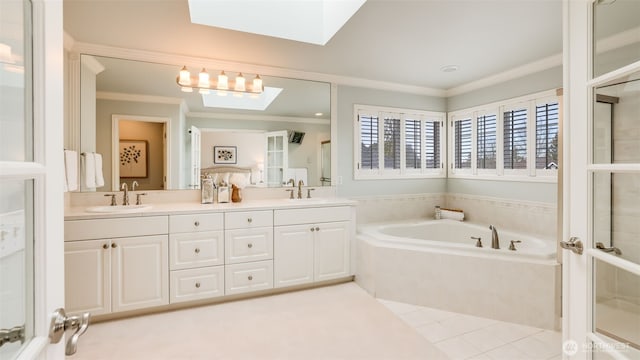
[63,0,565,93]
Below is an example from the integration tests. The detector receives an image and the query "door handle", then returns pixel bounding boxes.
[49,308,91,355]
[560,237,583,255]
[595,242,622,255]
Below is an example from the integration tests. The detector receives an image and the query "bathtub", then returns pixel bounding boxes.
[365,219,557,261]
[356,219,561,330]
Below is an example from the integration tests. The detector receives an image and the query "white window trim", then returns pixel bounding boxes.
[354,104,446,180]
[448,89,559,183]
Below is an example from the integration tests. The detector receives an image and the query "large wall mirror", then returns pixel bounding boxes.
[78,55,331,192]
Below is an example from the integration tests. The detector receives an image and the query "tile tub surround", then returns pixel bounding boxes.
[353,193,446,226]
[356,236,561,330]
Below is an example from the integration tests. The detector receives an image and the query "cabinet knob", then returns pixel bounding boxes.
[194,221,200,227]
[310,227,315,232]
[247,218,252,223]
[194,248,200,254]
[247,243,253,249]
[195,282,201,288]
[102,244,108,249]
[248,275,253,281]
[111,243,117,248]
[315,227,320,231]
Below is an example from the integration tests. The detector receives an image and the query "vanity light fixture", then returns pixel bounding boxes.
[176,66,264,96]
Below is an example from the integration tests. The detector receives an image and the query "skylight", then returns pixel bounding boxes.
[201,87,283,111]
[187,0,366,45]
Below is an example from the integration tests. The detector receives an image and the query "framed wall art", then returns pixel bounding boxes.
[214,146,237,164]
[119,140,148,178]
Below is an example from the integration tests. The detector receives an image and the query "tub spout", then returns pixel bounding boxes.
[489,225,499,249]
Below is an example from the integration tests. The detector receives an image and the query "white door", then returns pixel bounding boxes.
[265,130,288,187]
[0,0,67,358]
[563,1,640,359]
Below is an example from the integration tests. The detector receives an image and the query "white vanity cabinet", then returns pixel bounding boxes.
[224,210,274,295]
[273,207,352,288]
[64,216,169,315]
[168,213,224,303]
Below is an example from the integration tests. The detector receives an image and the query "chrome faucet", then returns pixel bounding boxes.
[131,180,139,191]
[297,180,304,199]
[287,178,295,187]
[489,225,499,249]
[121,182,129,205]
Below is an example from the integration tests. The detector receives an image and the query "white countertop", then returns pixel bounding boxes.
[65,198,356,220]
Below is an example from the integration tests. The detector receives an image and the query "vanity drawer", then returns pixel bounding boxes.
[170,266,224,303]
[169,231,224,270]
[274,206,351,226]
[169,213,223,233]
[225,260,273,295]
[65,216,168,241]
[225,210,272,229]
[225,227,273,264]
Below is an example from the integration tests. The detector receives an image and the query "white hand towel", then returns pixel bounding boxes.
[94,153,105,188]
[83,152,97,189]
[64,150,78,192]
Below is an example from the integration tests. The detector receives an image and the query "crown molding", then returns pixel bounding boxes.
[63,31,75,51]
[96,91,183,105]
[187,112,330,125]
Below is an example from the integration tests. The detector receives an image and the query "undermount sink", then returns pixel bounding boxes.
[85,205,151,213]
[286,198,332,204]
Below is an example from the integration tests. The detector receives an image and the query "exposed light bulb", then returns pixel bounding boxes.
[178,66,191,86]
[198,68,210,88]
[252,75,263,93]
[218,71,229,90]
[234,73,246,92]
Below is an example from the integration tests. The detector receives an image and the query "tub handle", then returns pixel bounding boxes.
[471,236,482,248]
[508,240,522,251]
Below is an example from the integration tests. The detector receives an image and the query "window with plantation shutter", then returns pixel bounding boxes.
[536,102,559,170]
[454,118,472,169]
[354,105,445,179]
[405,119,421,169]
[425,120,440,169]
[383,115,401,169]
[503,108,528,169]
[476,114,497,169]
[359,114,379,170]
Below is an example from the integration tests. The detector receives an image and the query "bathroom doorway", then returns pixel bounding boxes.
[112,115,169,191]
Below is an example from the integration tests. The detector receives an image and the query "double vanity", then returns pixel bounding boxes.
[64,198,355,320]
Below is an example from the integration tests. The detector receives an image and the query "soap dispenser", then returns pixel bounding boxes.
[201,175,215,204]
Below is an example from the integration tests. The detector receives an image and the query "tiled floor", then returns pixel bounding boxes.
[378,298,563,360]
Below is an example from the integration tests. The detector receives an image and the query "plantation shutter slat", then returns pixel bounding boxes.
[454,119,472,169]
[425,121,440,169]
[359,114,379,169]
[503,108,527,169]
[477,114,497,169]
[384,115,401,169]
[535,102,559,169]
[405,119,421,169]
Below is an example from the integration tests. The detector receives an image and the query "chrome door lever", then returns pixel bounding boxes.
[596,242,622,255]
[49,308,90,355]
[560,237,583,255]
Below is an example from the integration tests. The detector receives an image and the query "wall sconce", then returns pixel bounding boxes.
[177,66,264,95]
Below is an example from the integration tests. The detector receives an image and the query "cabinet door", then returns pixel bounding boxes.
[225,227,273,264]
[64,239,111,316]
[314,221,350,282]
[111,235,169,312]
[274,224,314,288]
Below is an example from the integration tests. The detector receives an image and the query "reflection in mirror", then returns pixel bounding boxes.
[593,0,640,77]
[79,55,331,191]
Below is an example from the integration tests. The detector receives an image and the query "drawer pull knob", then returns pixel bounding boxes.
[195,282,201,288]
[111,243,117,248]
[102,244,109,249]
[194,248,200,254]
[248,275,253,281]
[315,227,320,231]
[247,243,253,249]
[247,218,252,223]
[194,221,200,227]
[310,227,315,232]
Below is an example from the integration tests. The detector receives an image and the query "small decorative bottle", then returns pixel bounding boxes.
[435,205,442,220]
[231,184,242,203]
[201,176,214,204]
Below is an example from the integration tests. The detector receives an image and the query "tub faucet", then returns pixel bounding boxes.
[297,180,304,199]
[489,225,499,249]
[121,182,129,206]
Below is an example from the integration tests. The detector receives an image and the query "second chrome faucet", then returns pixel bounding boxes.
[489,225,500,249]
